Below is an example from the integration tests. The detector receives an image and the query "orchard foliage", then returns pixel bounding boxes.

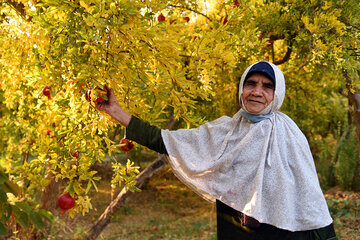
[0,0,359,236]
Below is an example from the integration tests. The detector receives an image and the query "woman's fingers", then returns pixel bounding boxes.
[95,85,121,115]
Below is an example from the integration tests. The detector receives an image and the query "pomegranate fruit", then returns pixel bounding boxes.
[25,139,35,145]
[71,150,78,158]
[222,17,228,25]
[120,138,134,153]
[94,90,107,104]
[42,86,51,100]
[157,13,165,22]
[85,87,107,104]
[71,144,79,158]
[267,40,274,47]
[57,192,75,214]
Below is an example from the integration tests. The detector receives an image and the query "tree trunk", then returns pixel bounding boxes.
[351,105,360,191]
[39,171,62,213]
[343,70,360,191]
[86,116,176,240]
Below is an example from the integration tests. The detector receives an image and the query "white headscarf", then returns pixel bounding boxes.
[161,61,332,231]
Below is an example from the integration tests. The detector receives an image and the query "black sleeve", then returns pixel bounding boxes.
[126,116,168,154]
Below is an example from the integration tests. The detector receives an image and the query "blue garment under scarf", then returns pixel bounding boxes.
[240,109,273,123]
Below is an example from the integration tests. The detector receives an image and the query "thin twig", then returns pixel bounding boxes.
[168,4,212,22]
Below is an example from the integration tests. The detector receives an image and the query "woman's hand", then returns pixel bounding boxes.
[95,85,132,127]
[95,85,119,114]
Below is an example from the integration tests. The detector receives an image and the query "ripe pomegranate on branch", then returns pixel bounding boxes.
[42,86,51,100]
[157,13,165,22]
[119,138,134,153]
[85,86,108,106]
[70,144,79,158]
[57,192,76,214]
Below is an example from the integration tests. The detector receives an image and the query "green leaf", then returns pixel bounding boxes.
[85,180,91,194]
[0,171,8,184]
[12,206,29,228]
[1,181,21,196]
[2,204,12,222]
[0,222,7,236]
[91,179,98,192]
[37,209,54,222]
[15,201,32,214]
[79,0,88,10]
[30,212,44,229]
[63,183,74,195]
[0,188,7,203]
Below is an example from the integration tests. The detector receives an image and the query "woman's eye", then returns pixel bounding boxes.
[245,80,256,86]
[264,83,274,89]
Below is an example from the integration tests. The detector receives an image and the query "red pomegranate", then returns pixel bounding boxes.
[120,138,134,153]
[85,87,107,104]
[71,144,79,158]
[71,150,78,158]
[157,13,166,22]
[42,86,51,100]
[57,192,75,214]
[94,90,107,104]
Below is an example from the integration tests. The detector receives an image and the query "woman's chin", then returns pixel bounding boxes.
[245,105,265,114]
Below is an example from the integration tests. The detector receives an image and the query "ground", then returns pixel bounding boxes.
[46,162,359,240]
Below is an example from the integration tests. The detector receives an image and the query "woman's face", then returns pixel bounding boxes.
[242,73,275,114]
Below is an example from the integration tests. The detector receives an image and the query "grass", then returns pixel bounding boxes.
[325,187,360,240]
[95,167,217,240]
[50,165,216,240]
[45,162,359,240]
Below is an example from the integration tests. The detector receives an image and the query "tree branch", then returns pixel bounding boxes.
[168,4,212,22]
[5,0,32,21]
[340,17,360,31]
[274,38,295,65]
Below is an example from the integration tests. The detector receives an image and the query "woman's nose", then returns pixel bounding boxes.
[251,86,262,96]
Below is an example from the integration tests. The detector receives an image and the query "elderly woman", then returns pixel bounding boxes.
[97,61,337,240]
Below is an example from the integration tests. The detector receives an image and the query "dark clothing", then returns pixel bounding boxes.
[126,116,338,240]
[216,200,337,240]
[127,116,167,154]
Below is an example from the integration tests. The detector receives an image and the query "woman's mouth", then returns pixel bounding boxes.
[248,99,264,104]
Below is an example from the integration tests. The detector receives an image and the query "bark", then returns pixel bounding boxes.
[39,171,62,214]
[274,38,295,65]
[5,0,32,21]
[343,70,360,191]
[86,116,176,240]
